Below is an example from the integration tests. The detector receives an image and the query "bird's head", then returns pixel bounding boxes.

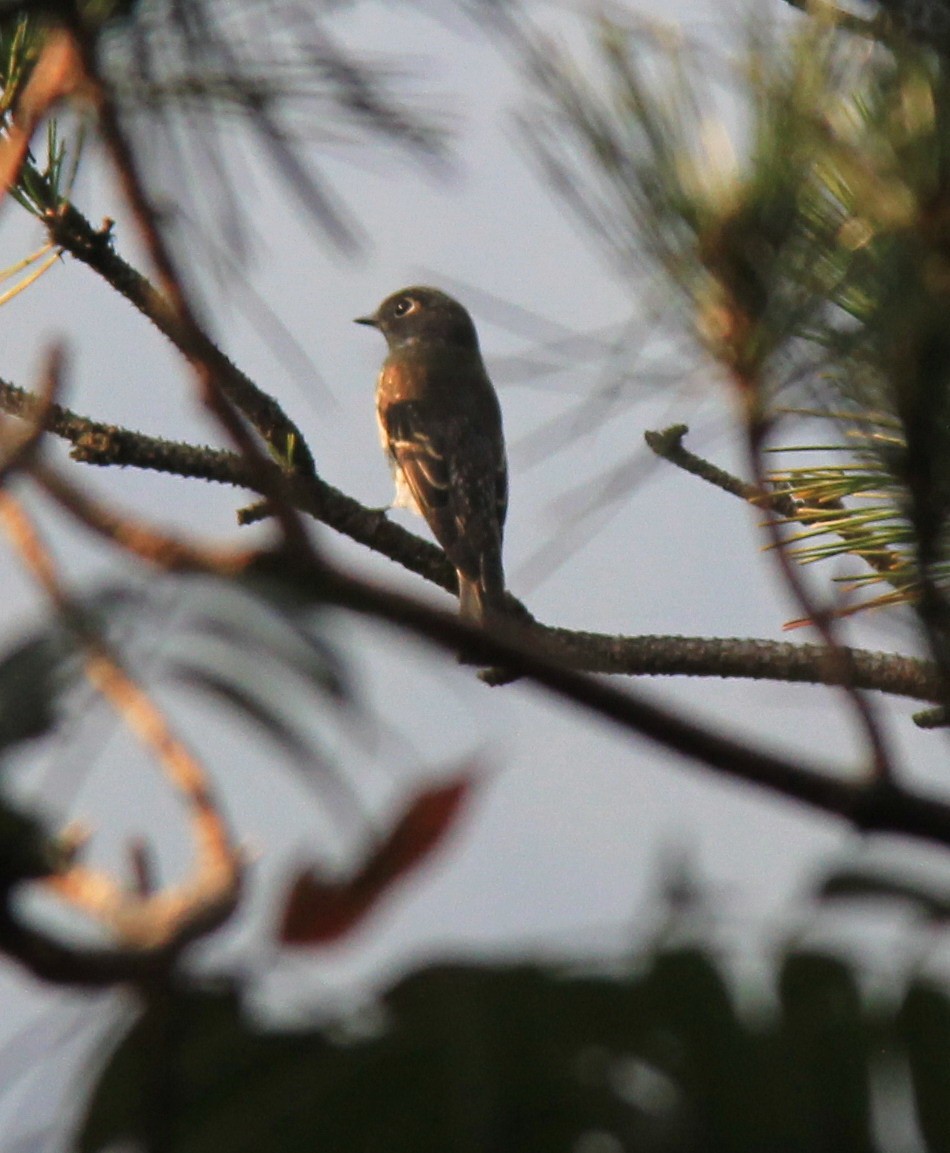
[355,286,479,351]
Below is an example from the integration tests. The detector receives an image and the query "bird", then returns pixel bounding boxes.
[355,286,508,622]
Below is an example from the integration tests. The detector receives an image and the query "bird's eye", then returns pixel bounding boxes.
[393,297,417,318]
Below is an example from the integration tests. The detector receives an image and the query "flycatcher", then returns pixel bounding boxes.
[356,286,508,621]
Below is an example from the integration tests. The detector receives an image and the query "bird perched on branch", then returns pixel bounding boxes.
[356,286,508,622]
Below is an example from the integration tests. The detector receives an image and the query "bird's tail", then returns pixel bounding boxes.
[458,554,506,623]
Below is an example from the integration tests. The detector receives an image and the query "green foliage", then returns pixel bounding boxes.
[7,119,76,216]
[0,12,39,118]
[766,423,916,611]
[73,935,938,1153]
[0,14,81,217]
[521,12,950,638]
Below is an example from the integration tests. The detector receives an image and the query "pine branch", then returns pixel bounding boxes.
[0,375,940,708]
[646,420,904,581]
[539,628,940,703]
[52,95,313,565]
[45,202,316,477]
[310,560,950,852]
[0,375,464,594]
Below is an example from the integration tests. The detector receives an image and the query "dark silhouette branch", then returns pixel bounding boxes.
[33,459,255,574]
[0,376,942,707]
[45,203,316,478]
[46,10,318,570]
[307,559,950,852]
[0,489,242,988]
[0,905,220,987]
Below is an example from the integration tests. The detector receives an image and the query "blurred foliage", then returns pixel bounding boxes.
[5,570,356,778]
[0,569,355,900]
[0,603,90,888]
[1,557,945,1153]
[94,0,450,255]
[0,0,452,271]
[280,777,472,946]
[0,795,54,886]
[516,9,950,658]
[0,15,81,217]
[74,928,948,1153]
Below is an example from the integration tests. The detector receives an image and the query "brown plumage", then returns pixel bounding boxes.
[356,286,508,621]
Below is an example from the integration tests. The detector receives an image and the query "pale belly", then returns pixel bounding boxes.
[377,405,422,514]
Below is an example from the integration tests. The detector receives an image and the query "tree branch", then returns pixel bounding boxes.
[0,491,242,985]
[304,559,950,852]
[0,376,941,707]
[537,628,940,702]
[45,202,316,477]
[40,13,317,570]
[645,423,905,578]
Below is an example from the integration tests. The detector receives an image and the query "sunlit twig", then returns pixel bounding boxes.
[0,490,243,957]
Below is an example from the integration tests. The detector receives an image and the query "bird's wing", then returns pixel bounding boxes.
[383,398,454,527]
[383,400,505,573]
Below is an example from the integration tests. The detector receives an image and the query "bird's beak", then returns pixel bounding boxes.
[354,314,378,328]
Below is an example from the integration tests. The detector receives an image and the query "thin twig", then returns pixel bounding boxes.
[46,204,317,477]
[644,423,903,578]
[0,492,243,956]
[33,458,256,575]
[648,418,897,779]
[58,12,316,564]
